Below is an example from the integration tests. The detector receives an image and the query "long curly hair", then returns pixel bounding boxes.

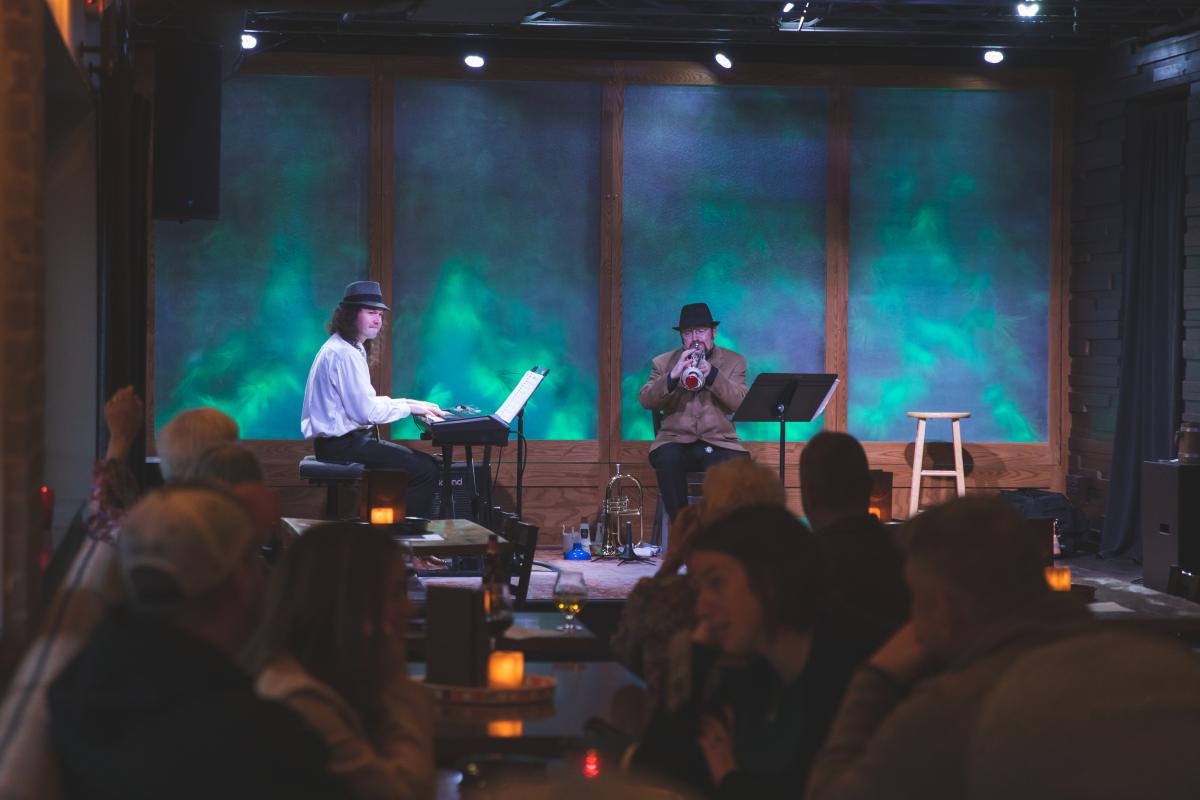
[327,302,381,367]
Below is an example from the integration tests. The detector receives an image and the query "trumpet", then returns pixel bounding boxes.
[681,342,706,391]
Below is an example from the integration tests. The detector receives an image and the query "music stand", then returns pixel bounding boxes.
[733,373,840,485]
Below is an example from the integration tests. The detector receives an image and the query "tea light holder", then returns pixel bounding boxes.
[1045,566,1071,592]
[370,507,395,526]
[487,720,523,737]
[487,650,525,689]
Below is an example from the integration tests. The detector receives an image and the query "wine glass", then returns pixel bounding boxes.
[552,571,588,634]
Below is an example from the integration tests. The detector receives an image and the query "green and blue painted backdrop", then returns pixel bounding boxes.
[155,75,370,439]
[390,80,601,440]
[847,88,1052,442]
[620,85,829,441]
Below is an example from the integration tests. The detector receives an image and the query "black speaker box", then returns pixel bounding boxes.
[153,43,222,220]
[1141,460,1200,592]
[430,461,491,519]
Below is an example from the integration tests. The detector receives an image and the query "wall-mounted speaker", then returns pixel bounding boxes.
[152,43,221,220]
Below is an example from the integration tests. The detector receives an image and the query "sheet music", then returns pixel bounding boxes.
[811,378,841,420]
[495,369,546,425]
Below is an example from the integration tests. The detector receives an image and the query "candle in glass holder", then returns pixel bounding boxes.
[487,720,523,737]
[488,650,524,689]
[369,507,394,526]
[1044,566,1071,591]
[868,506,882,520]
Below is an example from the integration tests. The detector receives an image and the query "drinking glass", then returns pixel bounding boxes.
[552,571,588,634]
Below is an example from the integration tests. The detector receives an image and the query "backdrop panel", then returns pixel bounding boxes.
[620,84,829,442]
[154,75,370,439]
[391,80,601,441]
[847,88,1052,443]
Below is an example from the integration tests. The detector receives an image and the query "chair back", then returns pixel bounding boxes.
[501,516,540,609]
[486,505,516,536]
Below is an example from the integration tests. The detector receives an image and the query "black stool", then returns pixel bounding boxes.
[299,455,364,520]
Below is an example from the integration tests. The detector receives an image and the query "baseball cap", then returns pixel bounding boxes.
[118,485,257,607]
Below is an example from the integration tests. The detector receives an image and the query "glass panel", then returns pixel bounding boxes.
[154,75,370,439]
[848,88,1052,442]
[621,84,828,441]
[391,80,600,440]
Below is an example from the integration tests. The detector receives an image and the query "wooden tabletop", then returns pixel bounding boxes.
[281,517,507,558]
[405,611,607,663]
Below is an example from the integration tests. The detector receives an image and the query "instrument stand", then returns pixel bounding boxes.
[733,373,840,485]
[515,408,526,520]
[617,539,656,566]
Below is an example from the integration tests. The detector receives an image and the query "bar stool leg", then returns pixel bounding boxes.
[909,417,927,518]
[952,417,966,497]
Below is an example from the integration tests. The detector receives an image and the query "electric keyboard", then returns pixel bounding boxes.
[424,414,511,447]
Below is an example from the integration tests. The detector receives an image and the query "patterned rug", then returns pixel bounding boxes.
[420,552,658,600]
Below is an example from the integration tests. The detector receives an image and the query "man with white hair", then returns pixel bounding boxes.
[85,397,240,541]
[48,486,343,799]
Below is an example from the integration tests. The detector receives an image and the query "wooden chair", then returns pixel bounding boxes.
[501,516,540,609]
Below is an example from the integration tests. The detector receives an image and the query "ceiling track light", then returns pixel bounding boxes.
[714,52,732,69]
[240,33,258,50]
[782,2,795,12]
[1016,3,1040,18]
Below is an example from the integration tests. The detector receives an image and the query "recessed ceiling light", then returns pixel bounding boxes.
[1016,3,1040,18]
[714,52,733,69]
[464,54,485,69]
[984,49,1005,64]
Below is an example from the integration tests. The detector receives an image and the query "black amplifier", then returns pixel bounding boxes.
[430,461,492,519]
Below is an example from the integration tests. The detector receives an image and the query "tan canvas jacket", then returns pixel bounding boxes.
[638,345,748,453]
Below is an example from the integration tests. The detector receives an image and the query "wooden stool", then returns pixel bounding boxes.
[907,411,971,518]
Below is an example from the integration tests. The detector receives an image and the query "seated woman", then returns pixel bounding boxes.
[246,524,434,800]
[610,458,787,702]
[632,504,841,799]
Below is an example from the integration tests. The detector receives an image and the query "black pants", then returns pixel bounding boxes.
[649,441,749,521]
[314,429,439,519]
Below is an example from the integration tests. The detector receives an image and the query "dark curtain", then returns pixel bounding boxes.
[97,52,152,483]
[1100,97,1187,558]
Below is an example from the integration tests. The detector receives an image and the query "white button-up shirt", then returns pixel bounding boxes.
[301,334,413,438]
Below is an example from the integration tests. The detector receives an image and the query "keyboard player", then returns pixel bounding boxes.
[301,281,445,518]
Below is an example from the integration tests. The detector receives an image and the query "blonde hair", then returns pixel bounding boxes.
[157,408,240,481]
[701,458,786,522]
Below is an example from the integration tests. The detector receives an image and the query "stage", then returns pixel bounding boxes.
[421,552,659,601]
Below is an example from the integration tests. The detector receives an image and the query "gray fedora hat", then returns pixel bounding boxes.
[342,280,388,310]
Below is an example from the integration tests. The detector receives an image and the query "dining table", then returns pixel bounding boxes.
[409,660,646,765]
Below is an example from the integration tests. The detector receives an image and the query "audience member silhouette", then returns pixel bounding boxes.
[247,524,434,800]
[49,486,343,800]
[805,495,1098,800]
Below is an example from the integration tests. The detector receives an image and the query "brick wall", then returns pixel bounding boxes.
[0,0,46,674]
[1069,31,1200,528]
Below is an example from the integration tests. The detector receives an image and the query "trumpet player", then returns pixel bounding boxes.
[638,303,750,521]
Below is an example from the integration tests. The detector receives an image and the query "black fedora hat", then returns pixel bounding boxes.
[673,302,720,331]
[341,280,388,310]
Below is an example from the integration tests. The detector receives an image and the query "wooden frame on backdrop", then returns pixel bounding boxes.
[148,52,1073,525]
